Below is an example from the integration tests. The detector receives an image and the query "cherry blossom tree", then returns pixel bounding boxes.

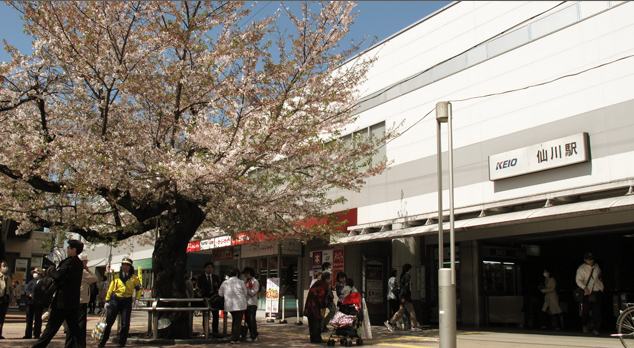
[0,1,392,337]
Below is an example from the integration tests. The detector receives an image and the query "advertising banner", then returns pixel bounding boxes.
[265,277,280,314]
[365,262,383,304]
[309,248,344,283]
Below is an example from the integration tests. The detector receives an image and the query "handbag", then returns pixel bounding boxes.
[91,312,108,342]
[573,266,595,302]
[209,294,224,310]
[240,322,249,339]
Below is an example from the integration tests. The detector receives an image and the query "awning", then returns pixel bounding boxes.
[330,194,634,245]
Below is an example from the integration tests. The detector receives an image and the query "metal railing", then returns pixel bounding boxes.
[135,297,225,339]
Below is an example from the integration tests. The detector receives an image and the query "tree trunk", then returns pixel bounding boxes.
[151,198,206,339]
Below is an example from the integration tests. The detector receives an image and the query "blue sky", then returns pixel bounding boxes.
[0,1,450,63]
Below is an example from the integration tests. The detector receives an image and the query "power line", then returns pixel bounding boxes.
[238,1,273,28]
[381,53,634,147]
[450,53,634,103]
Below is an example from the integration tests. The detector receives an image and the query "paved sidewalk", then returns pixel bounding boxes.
[0,310,625,347]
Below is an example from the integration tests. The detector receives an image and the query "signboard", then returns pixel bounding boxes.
[200,239,214,250]
[13,259,29,305]
[31,257,43,269]
[258,240,277,257]
[488,133,590,181]
[483,245,526,260]
[214,235,232,248]
[186,241,200,253]
[15,259,28,273]
[265,278,280,314]
[240,240,279,258]
[281,239,302,256]
[366,261,383,304]
[241,243,260,258]
[213,247,235,261]
[232,232,250,245]
[333,249,344,269]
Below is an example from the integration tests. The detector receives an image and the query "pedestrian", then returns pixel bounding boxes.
[24,268,46,339]
[218,267,247,344]
[0,260,13,339]
[384,263,422,332]
[242,267,260,342]
[538,268,562,330]
[11,280,20,307]
[32,239,85,348]
[88,282,99,314]
[97,276,109,315]
[576,252,604,336]
[66,254,98,347]
[387,268,400,320]
[309,271,322,288]
[185,274,194,336]
[335,272,347,306]
[196,261,222,334]
[304,271,331,344]
[98,257,142,348]
[320,262,336,332]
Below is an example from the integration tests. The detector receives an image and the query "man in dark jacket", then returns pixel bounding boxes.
[33,239,85,348]
[195,261,222,333]
[24,268,46,339]
[304,272,331,343]
[384,263,422,332]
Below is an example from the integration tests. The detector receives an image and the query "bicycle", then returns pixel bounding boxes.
[614,303,634,347]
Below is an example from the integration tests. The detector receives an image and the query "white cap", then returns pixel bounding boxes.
[79,254,89,261]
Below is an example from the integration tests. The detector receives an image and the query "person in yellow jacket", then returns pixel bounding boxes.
[98,258,142,348]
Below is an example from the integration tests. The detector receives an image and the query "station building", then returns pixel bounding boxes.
[325,0,634,330]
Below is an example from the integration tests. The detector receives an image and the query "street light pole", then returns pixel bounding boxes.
[436,101,456,348]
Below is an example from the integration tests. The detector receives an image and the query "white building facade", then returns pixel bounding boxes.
[329,1,634,329]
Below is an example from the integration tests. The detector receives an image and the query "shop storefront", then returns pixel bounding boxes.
[187,234,304,318]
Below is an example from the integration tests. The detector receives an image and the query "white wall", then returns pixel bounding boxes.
[334,1,634,225]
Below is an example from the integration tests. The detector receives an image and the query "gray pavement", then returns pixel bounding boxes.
[0,310,625,348]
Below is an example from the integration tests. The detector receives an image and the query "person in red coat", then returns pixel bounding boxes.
[304,272,331,343]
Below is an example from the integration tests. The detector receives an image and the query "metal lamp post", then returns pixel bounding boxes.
[436,101,456,348]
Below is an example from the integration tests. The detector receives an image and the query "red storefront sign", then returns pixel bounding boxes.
[333,249,344,269]
[232,232,250,245]
[312,251,323,268]
[186,241,200,253]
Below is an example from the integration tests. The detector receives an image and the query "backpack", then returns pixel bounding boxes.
[33,276,58,307]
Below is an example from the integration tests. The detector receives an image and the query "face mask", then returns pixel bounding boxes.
[33,273,40,279]
[1,267,8,274]
[543,272,548,278]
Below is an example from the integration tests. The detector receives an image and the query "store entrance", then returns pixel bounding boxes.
[482,224,634,332]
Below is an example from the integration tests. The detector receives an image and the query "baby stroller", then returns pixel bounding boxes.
[327,292,364,346]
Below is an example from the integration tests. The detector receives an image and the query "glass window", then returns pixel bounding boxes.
[467,44,488,67]
[488,26,529,58]
[401,69,432,95]
[354,129,369,169]
[579,2,608,19]
[370,122,386,167]
[531,4,578,40]
[432,53,467,81]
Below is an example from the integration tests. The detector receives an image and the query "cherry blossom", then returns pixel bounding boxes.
[1,1,394,337]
